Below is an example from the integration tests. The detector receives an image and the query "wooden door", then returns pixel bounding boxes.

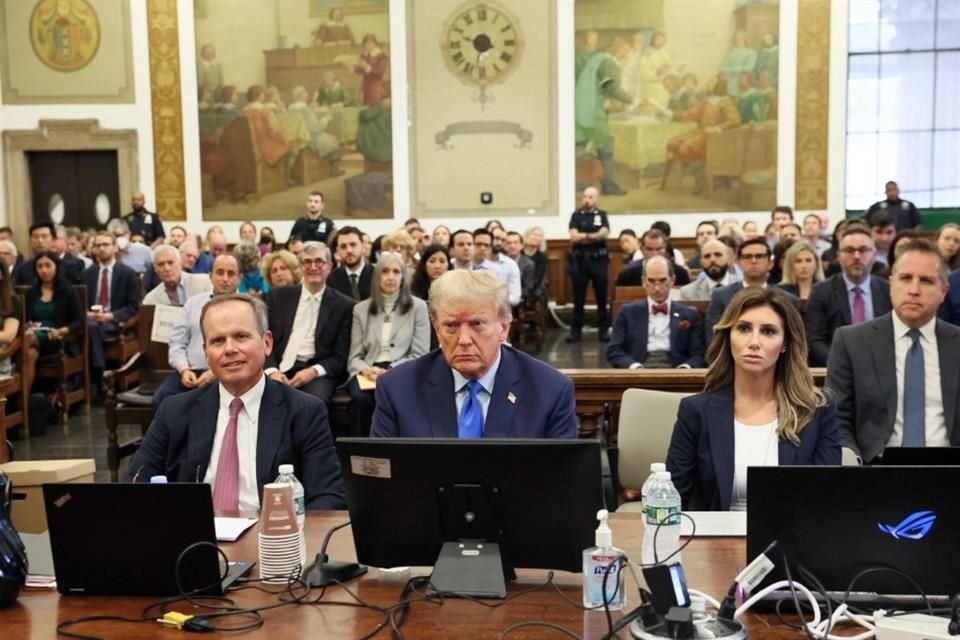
[27,150,119,229]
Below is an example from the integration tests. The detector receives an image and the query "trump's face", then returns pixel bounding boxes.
[433,300,510,380]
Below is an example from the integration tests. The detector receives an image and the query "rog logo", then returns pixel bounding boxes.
[877,510,936,540]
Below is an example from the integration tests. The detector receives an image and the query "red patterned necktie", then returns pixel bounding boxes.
[651,303,668,315]
[98,268,109,308]
[212,398,244,511]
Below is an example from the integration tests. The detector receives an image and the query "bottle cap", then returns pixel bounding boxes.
[651,463,666,472]
[149,475,168,484]
[278,464,294,475]
[657,471,672,481]
[595,509,612,548]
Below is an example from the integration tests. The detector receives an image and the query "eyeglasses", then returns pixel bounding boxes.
[301,258,329,267]
[739,253,769,262]
[839,247,875,256]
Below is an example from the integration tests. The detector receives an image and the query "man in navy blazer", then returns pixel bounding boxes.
[371,270,577,439]
[607,256,705,368]
[125,294,345,510]
[937,268,960,325]
[83,231,141,378]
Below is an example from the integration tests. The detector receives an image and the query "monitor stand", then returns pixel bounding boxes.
[427,541,507,599]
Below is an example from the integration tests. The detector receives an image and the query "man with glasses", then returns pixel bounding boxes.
[263,241,354,408]
[806,226,892,366]
[705,238,798,343]
[615,228,691,287]
[677,238,742,300]
[607,255,705,369]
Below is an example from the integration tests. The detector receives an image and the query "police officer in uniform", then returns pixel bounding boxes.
[567,186,610,343]
[865,180,921,231]
[289,190,336,244]
[123,192,166,247]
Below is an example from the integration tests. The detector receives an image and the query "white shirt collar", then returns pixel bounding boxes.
[452,348,503,396]
[300,285,325,303]
[218,374,266,418]
[345,261,365,277]
[891,310,937,343]
[842,272,871,293]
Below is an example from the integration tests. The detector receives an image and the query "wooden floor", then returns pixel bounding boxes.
[8,322,611,479]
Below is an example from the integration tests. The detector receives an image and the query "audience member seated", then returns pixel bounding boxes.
[106,218,154,275]
[776,241,823,301]
[521,226,548,302]
[767,237,795,284]
[264,242,353,409]
[940,269,960,326]
[168,225,188,248]
[124,294,346,510]
[431,225,451,247]
[14,222,84,286]
[153,254,241,407]
[650,220,687,267]
[346,253,430,436]
[805,226,891,366]
[486,227,522,307]
[235,242,269,297]
[448,229,475,271]
[410,243,450,301]
[261,250,301,288]
[667,287,839,511]
[328,226,372,301]
[706,238,797,343]
[677,239,741,300]
[686,221,720,270]
[143,244,212,306]
[826,239,960,464]
[179,241,201,274]
[869,213,897,268]
[618,229,642,265]
[936,223,960,272]
[742,220,758,241]
[258,226,278,256]
[0,240,17,276]
[607,256,705,369]
[503,231,535,302]
[0,263,20,378]
[615,229,692,287]
[83,232,141,383]
[23,252,84,396]
[371,270,577,438]
[802,213,832,257]
[381,229,417,273]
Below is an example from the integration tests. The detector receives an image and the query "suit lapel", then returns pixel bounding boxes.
[937,322,960,439]
[426,354,458,437]
[706,389,735,511]
[187,385,221,482]
[834,277,852,325]
[778,435,798,465]
[871,316,898,420]
[669,306,681,357]
[314,287,335,346]
[256,380,287,490]
[483,347,521,437]
[637,302,650,362]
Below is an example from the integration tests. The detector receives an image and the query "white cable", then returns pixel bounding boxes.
[688,588,721,611]
[735,579,822,626]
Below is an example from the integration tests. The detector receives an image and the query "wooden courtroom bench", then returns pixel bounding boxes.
[564,368,827,442]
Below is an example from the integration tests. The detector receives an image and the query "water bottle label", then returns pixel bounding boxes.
[644,504,680,526]
[294,495,305,516]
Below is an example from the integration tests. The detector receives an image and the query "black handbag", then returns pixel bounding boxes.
[0,470,27,606]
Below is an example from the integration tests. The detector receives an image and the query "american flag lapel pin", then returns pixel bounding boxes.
[507,392,517,405]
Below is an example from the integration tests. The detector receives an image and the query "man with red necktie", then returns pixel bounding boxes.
[607,255,705,369]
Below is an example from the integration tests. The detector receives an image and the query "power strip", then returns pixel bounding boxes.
[875,613,955,640]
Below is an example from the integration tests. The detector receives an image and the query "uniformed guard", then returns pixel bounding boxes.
[567,187,610,343]
[123,191,166,247]
[289,190,336,244]
[865,181,921,231]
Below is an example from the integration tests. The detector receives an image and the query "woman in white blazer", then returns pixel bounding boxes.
[346,252,430,436]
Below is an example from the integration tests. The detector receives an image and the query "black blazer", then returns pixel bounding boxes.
[81,262,141,323]
[25,285,84,354]
[264,285,354,382]
[328,264,373,301]
[805,273,891,366]
[123,379,346,509]
[14,255,85,286]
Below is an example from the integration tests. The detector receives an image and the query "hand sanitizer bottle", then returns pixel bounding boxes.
[582,509,626,610]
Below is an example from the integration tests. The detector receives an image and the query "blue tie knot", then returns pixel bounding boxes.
[907,328,922,345]
[466,380,483,396]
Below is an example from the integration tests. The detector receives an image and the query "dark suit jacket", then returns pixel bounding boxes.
[328,264,373,301]
[666,386,840,510]
[14,255,85,286]
[264,285,354,382]
[25,285,84,354]
[615,260,691,287]
[606,300,705,368]
[805,274,891,366]
[705,282,799,343]
[81,262,141,323]
[938,269,960,325]
[123,378,345,509]
[370,347,577,439]
[826,313,960,463]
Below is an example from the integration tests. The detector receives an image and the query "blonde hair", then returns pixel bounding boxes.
[523,226,547,252]
[705,287,825,445]
[260,250,302,286]
[382,229,416,267]
[428,270,511,321]
[780,241,824,285]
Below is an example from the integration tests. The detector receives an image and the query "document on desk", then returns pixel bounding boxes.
[215,517,258,542]
[681,511,746,537]
[21,531,57,587]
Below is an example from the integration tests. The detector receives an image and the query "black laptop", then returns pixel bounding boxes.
[880,447,960,466]
[748,466,960,606]
[43,483,253,596]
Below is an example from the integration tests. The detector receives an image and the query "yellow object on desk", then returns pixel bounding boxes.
[357,373,377,391]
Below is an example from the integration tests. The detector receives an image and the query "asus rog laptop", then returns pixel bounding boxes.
[747,466,960,606]
[43,483,253,596]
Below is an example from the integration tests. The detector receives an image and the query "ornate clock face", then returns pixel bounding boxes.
[441,1,523,88]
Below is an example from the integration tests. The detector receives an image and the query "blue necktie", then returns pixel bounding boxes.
[902,329,925,447]
[458,380,484,439]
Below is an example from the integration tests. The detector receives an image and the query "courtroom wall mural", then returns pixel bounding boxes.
[194,0,392,225]
[575,0,780,213]
[0,0,134,104]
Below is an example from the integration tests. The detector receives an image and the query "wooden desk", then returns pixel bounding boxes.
[2,512,808,639]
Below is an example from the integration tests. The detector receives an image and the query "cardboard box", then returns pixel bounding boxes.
[0,459,96,533]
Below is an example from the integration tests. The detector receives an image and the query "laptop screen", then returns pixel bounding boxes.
[747,466,960,598]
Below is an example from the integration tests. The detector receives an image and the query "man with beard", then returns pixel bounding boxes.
[677,239,741,300]
[488,226,521,307]
[123,191,166,247]
[328,226,372,300]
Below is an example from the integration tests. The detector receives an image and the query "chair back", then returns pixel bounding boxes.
[616,388,690,512]
[137,305,173,385]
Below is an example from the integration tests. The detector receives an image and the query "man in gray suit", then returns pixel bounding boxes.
[826,239,960,464]
[676,239,741,300]
[805,226,891,365]
[143,244,212,306]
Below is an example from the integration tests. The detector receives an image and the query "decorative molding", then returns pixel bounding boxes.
[794,0,830,210]
[147,0,186,221]
[1,120,138,252]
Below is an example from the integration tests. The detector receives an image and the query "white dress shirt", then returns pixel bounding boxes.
[647,299,672,352]
[731,418,779,512]
[203,376,266,511]
[274,286,327,376]
[887,313,948,448]
[168,291,212,372]
[493,254,522,306]
[452,349,502,433]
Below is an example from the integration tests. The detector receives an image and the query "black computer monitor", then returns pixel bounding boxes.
[336,438,604,598]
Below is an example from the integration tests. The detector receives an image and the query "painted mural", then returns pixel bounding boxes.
[575,0,780,213]
[194,0,392,224]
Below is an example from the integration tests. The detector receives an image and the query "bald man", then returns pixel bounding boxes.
[676,239,742,300]
[123,191,166,247]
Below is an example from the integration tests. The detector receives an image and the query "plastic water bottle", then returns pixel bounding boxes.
[642,471,682,566]
[640,463,666,514]
[274,465,305,530]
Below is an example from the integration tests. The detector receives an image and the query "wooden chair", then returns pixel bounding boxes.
[101,274,143,391]
[520,292,548,352]
[33,285,90,425]
[611,286,647,323]
[0,295,29,439]
[103,305,171,481]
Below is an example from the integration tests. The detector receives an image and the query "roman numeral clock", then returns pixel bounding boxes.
[441,1,524,109]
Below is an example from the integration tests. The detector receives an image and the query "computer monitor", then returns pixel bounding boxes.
[337,438,604,598]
